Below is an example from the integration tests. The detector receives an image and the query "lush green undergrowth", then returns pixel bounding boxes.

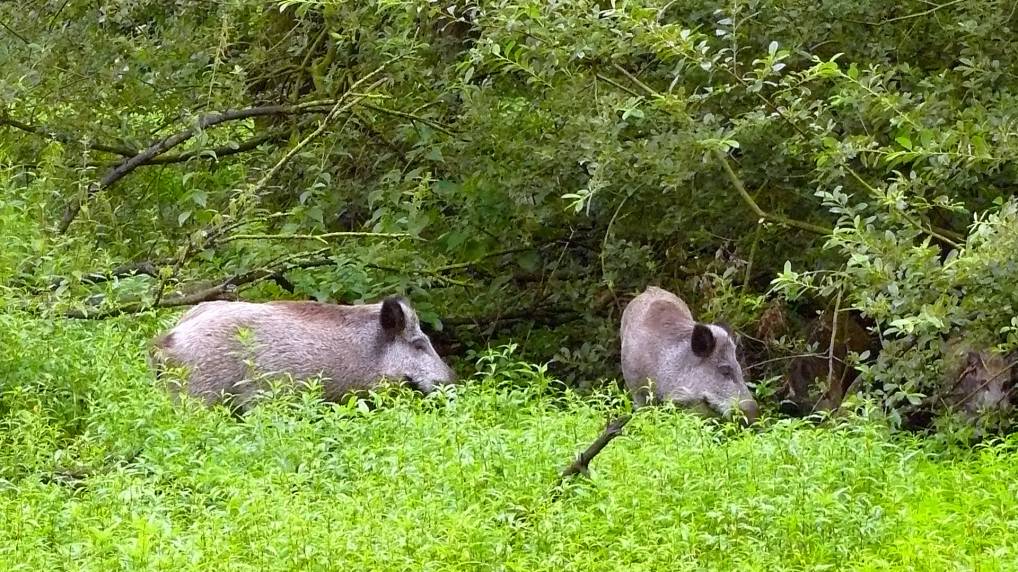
[2,312,1017,571]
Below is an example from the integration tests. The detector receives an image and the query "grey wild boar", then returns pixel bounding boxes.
[621,286,758,424]
[777,309,875,416]
[943,342,1014,422]
[149,296,456,409]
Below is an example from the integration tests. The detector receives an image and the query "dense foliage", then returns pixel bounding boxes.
[2,314,1018,570]
[3,1,1018,428]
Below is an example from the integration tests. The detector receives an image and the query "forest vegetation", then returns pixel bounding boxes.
[2,0,1018,568]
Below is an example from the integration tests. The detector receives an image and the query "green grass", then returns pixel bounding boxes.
[1,312,1017,571]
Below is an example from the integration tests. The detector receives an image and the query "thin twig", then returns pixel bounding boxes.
[55,97,365,233]
[220,231,413,245]
[857,0,964,25]
[611,63,658,100]
[714,150,832,235]
[1,113,137,156]
[817,291,843,414]
[360,102,457,137]
[844,168,963,248]
[249,75,388,198]
[430,246,537,273]
[0,18,29,44]
[594,73,642,98]
[745,352,841,370]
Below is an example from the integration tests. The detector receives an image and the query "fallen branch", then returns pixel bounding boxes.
[557,415,632,484]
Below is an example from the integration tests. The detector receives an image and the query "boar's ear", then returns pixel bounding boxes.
[691,323,716,358]
[380,297,408,334]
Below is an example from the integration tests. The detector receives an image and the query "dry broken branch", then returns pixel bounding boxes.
[557,415,632,484]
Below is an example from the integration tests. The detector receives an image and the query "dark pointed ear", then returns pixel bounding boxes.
[380,297,407,334]
[691,323,716,358]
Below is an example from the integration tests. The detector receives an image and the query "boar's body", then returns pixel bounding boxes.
[150,297,455,408]
[621,286,757,423]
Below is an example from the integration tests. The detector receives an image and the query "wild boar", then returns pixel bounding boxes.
[777,309,875,416]
[621,286,758,424]
[149,296,456,409]
[943,342,1014,422]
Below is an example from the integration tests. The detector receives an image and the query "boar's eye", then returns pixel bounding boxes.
[412,339,429,352]
[718,365,734,378]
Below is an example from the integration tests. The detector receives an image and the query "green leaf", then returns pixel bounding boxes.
[517,250,541,273]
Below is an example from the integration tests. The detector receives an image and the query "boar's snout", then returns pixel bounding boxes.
[411,363,457,394]
[439,362,457,385]
[738,399,759,426]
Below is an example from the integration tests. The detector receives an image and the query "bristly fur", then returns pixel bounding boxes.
[620,286,757,423]
[150,297,455,410]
